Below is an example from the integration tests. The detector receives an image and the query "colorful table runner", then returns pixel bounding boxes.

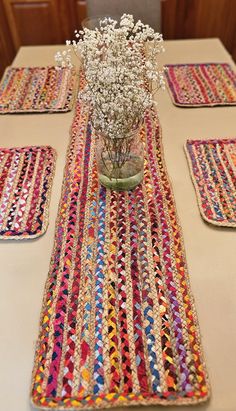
[0,146,56,239]
[185,138,236,227]
[0,66,77,113]
[31,94,209,408]
[165,63,236,107]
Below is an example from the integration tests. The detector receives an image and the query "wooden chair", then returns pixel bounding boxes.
[86,0,161,31]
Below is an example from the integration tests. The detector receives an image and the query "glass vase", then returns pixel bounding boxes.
[96,127,144,191]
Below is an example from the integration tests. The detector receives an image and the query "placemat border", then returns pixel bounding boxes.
[0,66,79,114]
[165,62,236,107]
[184,139,236,227]
[0,145,57,240]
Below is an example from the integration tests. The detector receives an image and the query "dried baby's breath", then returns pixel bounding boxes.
[56,14,165,141]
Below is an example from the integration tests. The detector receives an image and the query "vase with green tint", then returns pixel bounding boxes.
[96,126,144,191]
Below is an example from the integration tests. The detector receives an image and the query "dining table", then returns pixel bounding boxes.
[0,38,235,411]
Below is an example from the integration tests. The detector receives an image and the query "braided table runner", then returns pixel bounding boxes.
[0,66,77,113]
[0,146,56,239]
[185,138,236,227]
[165,63,236,107]
[31,99,209,409]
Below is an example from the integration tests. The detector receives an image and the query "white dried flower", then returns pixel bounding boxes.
[56,14,165,139]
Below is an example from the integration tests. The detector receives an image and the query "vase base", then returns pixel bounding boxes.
[99,170,143,191]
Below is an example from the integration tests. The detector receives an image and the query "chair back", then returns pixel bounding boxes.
[86,0,161,31]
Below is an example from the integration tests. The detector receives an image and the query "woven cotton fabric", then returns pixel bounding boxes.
[0,146,56,239]
[165,63,236,107]
[185,138,236,227]
[0,66,77,113]
[31,96,209,409]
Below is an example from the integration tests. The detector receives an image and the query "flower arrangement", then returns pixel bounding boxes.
[55,14,165,190]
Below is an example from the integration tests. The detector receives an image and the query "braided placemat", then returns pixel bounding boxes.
[31,97,210,408]
[0,146,56,239]
[0,66,77,113]
[185,138,236,227]
[165,63,236,107]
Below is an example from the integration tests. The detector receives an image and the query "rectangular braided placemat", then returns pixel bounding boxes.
[0,146,56,239]
[31,97,210,408]
[0,66,77,113]
[185,138,236,227]
[165,63,236,107]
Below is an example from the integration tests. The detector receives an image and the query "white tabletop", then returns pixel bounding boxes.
[0,39,235,411]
